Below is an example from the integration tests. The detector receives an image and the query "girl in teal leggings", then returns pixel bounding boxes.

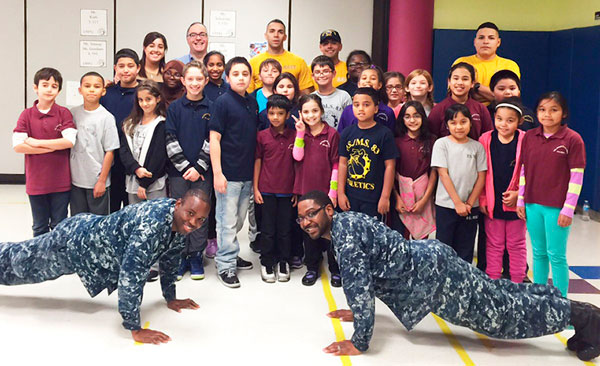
[516,91,586,296]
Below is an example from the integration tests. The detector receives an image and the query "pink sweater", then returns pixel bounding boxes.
[478,130,524,219]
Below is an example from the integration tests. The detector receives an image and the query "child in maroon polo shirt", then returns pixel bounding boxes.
[13,68,77,236]
[517,91,586,297]
[254,95,296,283]
[292,94,341,287]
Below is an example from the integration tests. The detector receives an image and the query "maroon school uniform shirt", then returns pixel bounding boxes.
[255,126,295,194]
[395,134,436,180]
[428,96,493,140]
[13,101,75,195]
[293,124,339,195]
[521,125,586,208]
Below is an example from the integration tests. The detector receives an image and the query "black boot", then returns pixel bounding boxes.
[569,300,600,361]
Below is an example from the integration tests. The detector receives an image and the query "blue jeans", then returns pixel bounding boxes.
[28,191,70,237]
[215,181,252,273]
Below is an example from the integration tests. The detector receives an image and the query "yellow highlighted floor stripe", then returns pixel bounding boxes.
[432,314,475,366]
[554,333,595,366]
[320,268,352,366]
[474,332,494,352]
[133,321,150,346]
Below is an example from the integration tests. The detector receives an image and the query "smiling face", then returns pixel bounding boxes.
[206,54,225,82]
[265,22,287,50]
[114,57,140,86]
[163,68,182,89]
[358,69,382,90]
[79,75,105,104]
[537,98,565,131]
[297,199,333,240]
[137,89,160,117]
[300,99,323,128]
[494,107,520,140]
[172,196,210,235]
[267,106,289,130]
[385,77,404,103]
[275,78,295,101]
[474,27,501,60]
[406,74,432,99]
[34,76,60,105]
[352,94,378,123]
[145,38,165,64]
[448,67,473,99]
[182,67,208,99]
[402,106,423,135]
[312,64,335,88]
[492,78,520,102]
[347,54,369,80]
[186,24,208,54]
[447,111,471,141]
[226,63,251,95]
[319,40,342,59]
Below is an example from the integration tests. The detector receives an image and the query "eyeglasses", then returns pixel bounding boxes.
[296,205,327,224]
[187,32,208,39]
[164,70,182,78]
[385,85,403,91]
[348,62,369,68]
[313,70,332,76]
[403,114,422,121]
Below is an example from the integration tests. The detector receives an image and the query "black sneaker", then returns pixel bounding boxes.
[249,240,261,253]
[236,256,253,270]
[147,269,159,282]
[302,270,318,286]
[330,273,342,288]
[218,270,240,288]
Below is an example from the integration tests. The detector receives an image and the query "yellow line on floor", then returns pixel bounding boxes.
[320,268,352,366]
[554,333,595,366]
[133,321,150,346]
[432,313,475,365]
[474,332,494,352]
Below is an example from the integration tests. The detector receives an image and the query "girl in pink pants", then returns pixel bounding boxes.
[479,98,527,282]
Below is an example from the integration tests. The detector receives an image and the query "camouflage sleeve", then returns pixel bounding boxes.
[117,231,157,330]
[159,244,182,301]
[337,232,376,352]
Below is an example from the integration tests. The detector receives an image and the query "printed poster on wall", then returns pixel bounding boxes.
[249,42,267,58]
[65,81,83,107]
[209,10,236,37]
[208,43,236,63]
[80,9,108,36]
[80,41,107,67]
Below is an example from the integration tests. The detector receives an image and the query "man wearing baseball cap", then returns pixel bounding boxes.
[318,29,347,88]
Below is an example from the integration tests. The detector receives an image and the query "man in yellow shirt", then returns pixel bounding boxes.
[316,29,347,90]
[453,22,520,104]
[249,19,313,94]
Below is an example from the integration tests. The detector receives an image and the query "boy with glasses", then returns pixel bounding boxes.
[311,56,352,129]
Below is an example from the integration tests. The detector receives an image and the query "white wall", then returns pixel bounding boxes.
[2,0,25,174]
[290,0,373,67]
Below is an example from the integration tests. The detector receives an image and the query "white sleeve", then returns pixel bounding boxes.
[61,128,77,145]
[12,132,28,148]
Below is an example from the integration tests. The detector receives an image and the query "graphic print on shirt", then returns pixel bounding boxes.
[553,145,568,155]
[346,138,380,190]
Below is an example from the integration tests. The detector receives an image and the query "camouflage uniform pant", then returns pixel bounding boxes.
[0,230,75,286]
[377,244,571,339]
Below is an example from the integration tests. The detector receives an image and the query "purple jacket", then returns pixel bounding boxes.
[337,102,396,134]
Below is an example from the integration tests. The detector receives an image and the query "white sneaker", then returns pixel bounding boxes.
[277,261,290,282]
[261,265,276,283]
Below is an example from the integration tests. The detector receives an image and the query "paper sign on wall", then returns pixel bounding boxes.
[66,81,83,107]
[80,9,108,36]
[208,42,236,62]
[80,41,107,67]
[249,42,267,58]
[210,10,236,37]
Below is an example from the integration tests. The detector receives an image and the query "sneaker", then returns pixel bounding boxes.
[249,239,261,253]
[330,273,342,288]
[218,270,240,288]
[302,270,318,286]
[236,256,253,270]
[205,238,218,259]
[261,265,276,283]
[570,300,600,361]
[277,261,290,282]
[189,254,205,280]
[176,257,190,281]
[290,256,303,269]
[147,269,159,282]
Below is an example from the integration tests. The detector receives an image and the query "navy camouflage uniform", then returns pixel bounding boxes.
[0,198,185,331]
[331,211,571,352]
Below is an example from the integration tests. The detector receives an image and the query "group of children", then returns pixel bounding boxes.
[12,27,586,297]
